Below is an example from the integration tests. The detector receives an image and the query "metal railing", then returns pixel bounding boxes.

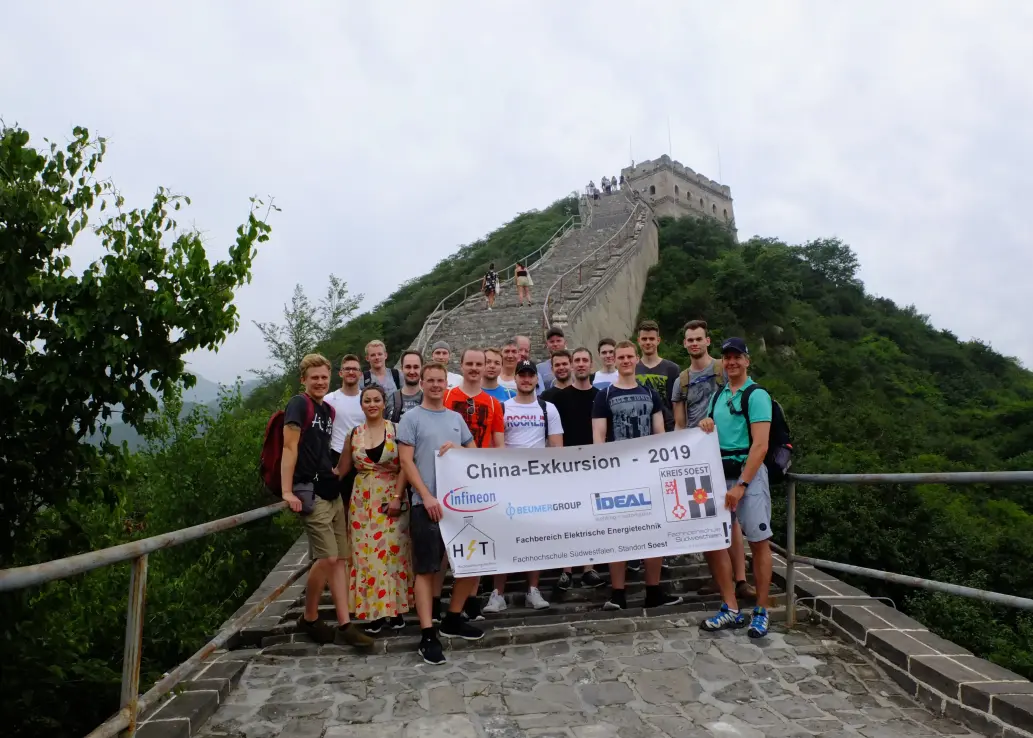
[0,502,303,738]
[409,192,590,357]
[542,187,646,332]
[783,471,1033,627]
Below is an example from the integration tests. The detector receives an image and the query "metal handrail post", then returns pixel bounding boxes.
[785,481,797,627]
[120,554,148,737]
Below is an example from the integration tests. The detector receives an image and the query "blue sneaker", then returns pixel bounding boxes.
[748,606,769,638]
[700,603,747,632]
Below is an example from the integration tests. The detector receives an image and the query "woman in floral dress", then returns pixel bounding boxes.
[337,385,413,632]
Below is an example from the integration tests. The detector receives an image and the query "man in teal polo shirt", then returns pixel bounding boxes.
[697,337,773,638]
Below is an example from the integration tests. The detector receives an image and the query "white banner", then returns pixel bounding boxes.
[434,429,733,576]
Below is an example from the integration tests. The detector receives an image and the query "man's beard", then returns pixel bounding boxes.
[405,379,420,388]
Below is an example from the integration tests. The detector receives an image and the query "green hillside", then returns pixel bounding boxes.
[638,215,1033,677]
[247,195,578,409]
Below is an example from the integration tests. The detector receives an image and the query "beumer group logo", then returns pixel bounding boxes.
[505,500,582,519]
[591,488,652,518]
[442,486,498,513]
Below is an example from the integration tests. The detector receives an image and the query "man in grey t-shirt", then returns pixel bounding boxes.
[396,363,482,665]
[672,319,725,430]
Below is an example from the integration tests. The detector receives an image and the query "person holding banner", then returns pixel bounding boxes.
[397,362,485,666]
[482,359,564,614]
[591,341,684,611]
[697,337,773,639]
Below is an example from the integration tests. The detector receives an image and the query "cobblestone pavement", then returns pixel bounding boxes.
[198,619,987,738]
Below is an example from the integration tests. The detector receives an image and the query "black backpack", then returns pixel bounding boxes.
[708,384,793,482]
[362,367,401,389]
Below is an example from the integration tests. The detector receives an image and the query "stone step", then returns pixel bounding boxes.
[258,597,790,654]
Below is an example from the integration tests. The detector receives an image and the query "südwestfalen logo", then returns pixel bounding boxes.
[442,486,499,513]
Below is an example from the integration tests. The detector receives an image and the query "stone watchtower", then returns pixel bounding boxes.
[622,154,736,239]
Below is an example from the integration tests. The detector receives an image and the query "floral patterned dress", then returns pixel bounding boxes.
[347,421,413,620]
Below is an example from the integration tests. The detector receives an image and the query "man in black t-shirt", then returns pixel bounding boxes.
[281,354,373,649]
[550,347,604,590]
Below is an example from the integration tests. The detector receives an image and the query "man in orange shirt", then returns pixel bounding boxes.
[443,348,506,449]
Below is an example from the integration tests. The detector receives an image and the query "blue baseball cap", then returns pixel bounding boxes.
[721,337,749,355]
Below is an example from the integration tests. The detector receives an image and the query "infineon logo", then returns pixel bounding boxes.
[591,489,652,517]
[442,487,499,513]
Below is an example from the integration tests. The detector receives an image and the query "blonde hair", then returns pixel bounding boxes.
[365,339,386,354]
[299,353,331,378]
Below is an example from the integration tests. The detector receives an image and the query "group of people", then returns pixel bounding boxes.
[279,320,776,665]
[480,261,533,309]
[587,175,625,199]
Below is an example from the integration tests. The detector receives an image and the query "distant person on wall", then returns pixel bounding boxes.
[498,339,520,394]
[601,175,610,195]
[481,263,498,311]
[429,341,463,389]
[391,350,424,422]
[537,327,567,392]
[635,320,681,433]
[361,340,401,421]
[698,337,773,639]
[280,353,374,649]
[592,337,619,389]
[515,263,533,306]
[334,385,412,635]
[619,174,627,189]
[482,359,562,614]
[397,363,484,665]
[324,354,367,506]
[481,347,516,403]
[592,341,683,611]
[612,174,619,191]
[549,347,604,591]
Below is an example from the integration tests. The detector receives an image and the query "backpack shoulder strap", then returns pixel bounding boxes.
[713,358,727,386]
[391,368,401,388]
[302,393,316,433]
[361,369,370,386]
[678,369,689,397]
[537,397,550,438]
[739,384,762,447]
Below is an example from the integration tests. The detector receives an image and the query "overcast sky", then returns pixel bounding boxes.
[4,2,1031,382]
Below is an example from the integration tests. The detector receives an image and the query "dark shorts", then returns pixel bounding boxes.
[329,450,356,505]
[410,504,446,575]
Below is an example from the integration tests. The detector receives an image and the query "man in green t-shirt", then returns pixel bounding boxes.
[697,337,774,639]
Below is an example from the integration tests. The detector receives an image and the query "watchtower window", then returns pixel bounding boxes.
[674,185,679,195]
[699,197,704,208]
[723,208,728,220]
[712,204,717,214]
[649,185,656,195]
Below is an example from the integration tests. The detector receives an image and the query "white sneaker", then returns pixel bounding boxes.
[482,590,507,613]
[526,587,550,610]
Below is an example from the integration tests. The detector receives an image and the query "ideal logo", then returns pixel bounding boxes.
[442,486,498,513]
[592,489,652,517]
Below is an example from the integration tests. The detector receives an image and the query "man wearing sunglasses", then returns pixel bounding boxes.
[697,337,773,639]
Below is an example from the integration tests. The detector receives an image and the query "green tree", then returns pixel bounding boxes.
[0,124,273,565]
[252,275,362,381]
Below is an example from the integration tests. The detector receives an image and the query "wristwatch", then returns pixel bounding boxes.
[737,478,750,489]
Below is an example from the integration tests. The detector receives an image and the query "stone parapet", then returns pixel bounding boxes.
[771,552,1033,737]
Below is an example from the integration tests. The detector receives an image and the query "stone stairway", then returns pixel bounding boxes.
[236,555,783,650]
[412,192,636,361]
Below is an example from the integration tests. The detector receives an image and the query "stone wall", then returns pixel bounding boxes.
[621,154,736,236]
[563,211,659,350]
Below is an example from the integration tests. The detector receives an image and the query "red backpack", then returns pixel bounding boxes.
[259,394,337,496]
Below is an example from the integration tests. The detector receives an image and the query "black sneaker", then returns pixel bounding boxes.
[296,614,337,644]
[363,618,385,635]
[419,636,446,665]
[661,562,673,576]
[626,560,643,574]
[581,569,605,588]
[439,616,485,641]
[389,615,407,630]
[603,590,627,611]
[644,592,684,609]
[432,597,443,624]
[556,572,573,591]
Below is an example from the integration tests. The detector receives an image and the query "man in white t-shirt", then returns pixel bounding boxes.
[591,337,619,389]
[430,341,463,389]
[323,354,366,464]
[482,360,563,615]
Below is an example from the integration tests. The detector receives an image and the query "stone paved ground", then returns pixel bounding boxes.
[198,618,987,738]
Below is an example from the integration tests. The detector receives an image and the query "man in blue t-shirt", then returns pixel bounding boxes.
[697,337,774,639]
[591,340,683,612]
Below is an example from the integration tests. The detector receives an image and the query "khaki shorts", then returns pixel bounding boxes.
[303,496,350,560]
